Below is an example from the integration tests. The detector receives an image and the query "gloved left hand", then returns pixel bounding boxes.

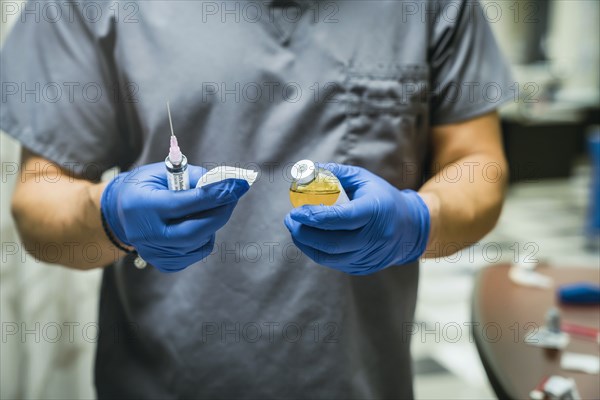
[284,163,430,275]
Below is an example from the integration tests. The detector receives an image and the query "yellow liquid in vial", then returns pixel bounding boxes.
[290,174,341,207]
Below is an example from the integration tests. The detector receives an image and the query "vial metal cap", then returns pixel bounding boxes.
[291,159,316,185]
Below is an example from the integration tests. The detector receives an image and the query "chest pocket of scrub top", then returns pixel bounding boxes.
[335,63,429,187]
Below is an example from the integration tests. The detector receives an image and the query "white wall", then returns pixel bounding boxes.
[485,0,600,98]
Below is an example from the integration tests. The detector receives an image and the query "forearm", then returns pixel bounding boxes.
[11,159,125,269]
[418,152,508,258]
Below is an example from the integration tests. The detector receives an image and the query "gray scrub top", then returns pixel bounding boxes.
[1,0,512,398]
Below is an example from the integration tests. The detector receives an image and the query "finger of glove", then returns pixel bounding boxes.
[183,234,217,266]
[291,236,355,272]
[156,178,249,219]
[120,163,168,188]
[284,215,364,254]
[151,235,216,273]
[162,203,237,244]
[317,163,376,194]
[289,197,372,230]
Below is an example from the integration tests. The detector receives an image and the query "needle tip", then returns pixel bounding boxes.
[166,100,175,137]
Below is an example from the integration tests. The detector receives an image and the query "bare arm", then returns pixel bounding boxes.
[10,149,126,269]
[419,111,508,258]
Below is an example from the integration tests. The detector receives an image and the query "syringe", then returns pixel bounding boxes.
[133,102,190,270]
[165,101,190,191]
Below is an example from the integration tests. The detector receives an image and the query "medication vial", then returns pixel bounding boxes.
[289,160,349,208]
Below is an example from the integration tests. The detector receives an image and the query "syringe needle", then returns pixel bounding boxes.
[167,100,183,165]
[164,99,188,191]
[167,101,175,137]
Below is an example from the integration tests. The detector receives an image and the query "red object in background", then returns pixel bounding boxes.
[529,375,550,400]
[561,322,600,343]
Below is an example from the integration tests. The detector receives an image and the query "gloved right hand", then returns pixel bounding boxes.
[100,162,250,272]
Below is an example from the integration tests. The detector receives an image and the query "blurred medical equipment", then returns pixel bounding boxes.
[525,307,570,350]
[509,262,554,289]
[530,375,584,400]
[560,352,600,375]
[559,282,600,305]
[560,323,600,344]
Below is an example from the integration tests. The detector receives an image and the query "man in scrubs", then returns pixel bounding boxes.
[2,0,512,397]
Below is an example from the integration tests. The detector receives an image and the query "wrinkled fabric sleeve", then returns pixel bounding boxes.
[1,0,125,179]
[429,0,514,125]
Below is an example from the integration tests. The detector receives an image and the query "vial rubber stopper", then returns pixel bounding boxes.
[291,160,317,185]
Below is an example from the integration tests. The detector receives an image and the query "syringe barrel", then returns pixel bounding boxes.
[165,155,190,191]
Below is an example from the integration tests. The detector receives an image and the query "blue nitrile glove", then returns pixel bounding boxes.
[101,162,250,272]
[284,163,430,275]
